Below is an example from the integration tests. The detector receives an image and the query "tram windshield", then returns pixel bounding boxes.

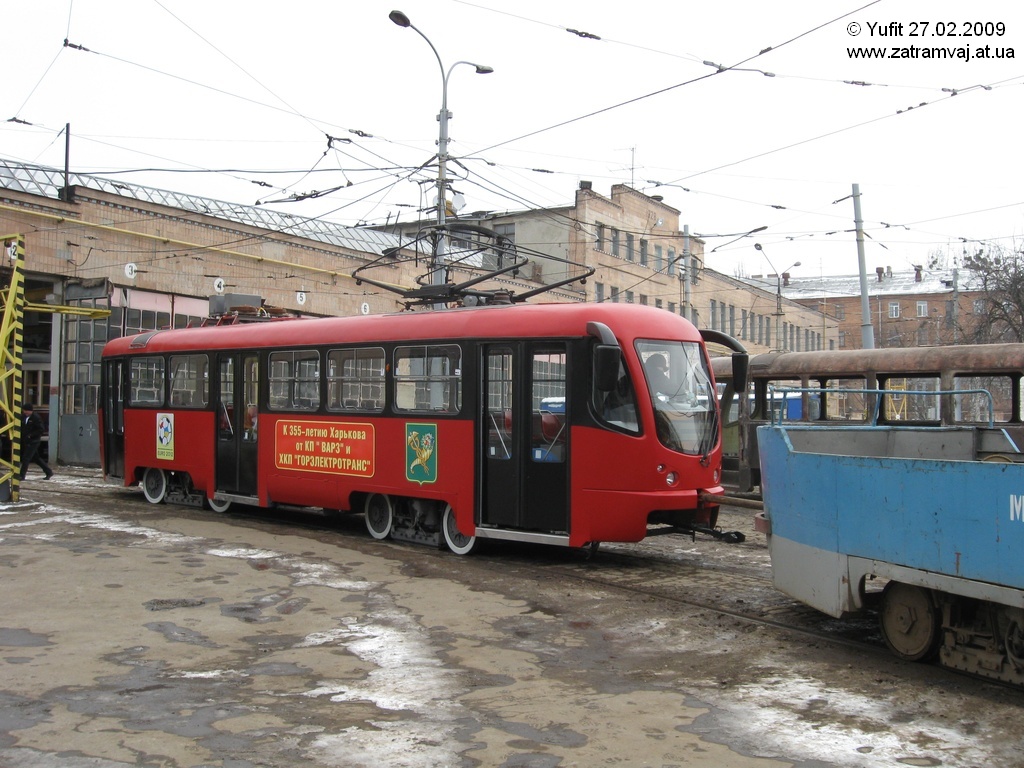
[637,339,718,455]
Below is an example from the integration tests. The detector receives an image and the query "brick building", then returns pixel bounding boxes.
[772,264,982,350]
[0,161,556,465]
[0,163,834,465]
[382,183,833,354]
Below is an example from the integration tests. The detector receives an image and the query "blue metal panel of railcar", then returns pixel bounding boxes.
[757,424,1024,617]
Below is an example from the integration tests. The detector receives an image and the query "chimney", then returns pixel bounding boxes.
[579,180,592,190]
[876,267,885,282]
[914,265,923,282]
[782,272,792,287]
[886,265,892,278]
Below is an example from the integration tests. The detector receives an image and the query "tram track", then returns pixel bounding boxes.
[13,472,136,505]
[556,531,1024,692]
[538,543,891,660]
[24,476,1012,690]
[25,478,886,656]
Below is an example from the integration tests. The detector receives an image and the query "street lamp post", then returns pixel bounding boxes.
[754,243,800,351]
[389,10,493,307]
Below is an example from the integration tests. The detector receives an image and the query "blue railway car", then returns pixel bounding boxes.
[757,422,1024,685]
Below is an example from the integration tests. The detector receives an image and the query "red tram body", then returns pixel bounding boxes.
[100,302,727,553]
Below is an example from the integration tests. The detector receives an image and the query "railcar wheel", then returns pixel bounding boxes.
[207,495,232,513]
[141,468,168,504]
[879,582,940,661]
[364,493,394,540]
[442,503,477,555]
[1003,614,1024,669]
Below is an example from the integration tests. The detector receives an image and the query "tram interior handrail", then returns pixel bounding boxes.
[766,385,997,429]
[220,401,234,435]
[489,411,511,459]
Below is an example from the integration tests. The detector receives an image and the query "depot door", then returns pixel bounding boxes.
[480,343,569,533]
[215,352,259,497]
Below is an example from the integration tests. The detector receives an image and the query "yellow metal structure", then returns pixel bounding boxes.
[886,377,908,421]
[0,234,111,501]
[0,235,27,500]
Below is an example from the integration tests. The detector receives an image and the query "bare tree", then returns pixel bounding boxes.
[961,243,1024,343]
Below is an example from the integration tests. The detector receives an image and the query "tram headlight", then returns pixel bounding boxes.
[714,468,721,484]
[665,471,678,486]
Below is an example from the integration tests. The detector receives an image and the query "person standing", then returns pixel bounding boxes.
[19,403,52,480]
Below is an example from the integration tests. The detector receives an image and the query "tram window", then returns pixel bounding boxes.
[394,345,462,414]
[765,378,801,421]
[532,350,566,463]
[954,375,1012,423]
[592,350,639,434]
[486,349,513,460]
[823,377,867,421]
[129,356,165,405]
[268,350,320,411]
[880,376,939,422]
[326,347,385,412]
[169,354,209,408]
[218,357,235,439]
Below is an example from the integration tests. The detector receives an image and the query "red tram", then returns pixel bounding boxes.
[100,302,738,554]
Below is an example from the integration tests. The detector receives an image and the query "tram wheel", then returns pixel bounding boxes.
[879,581,940,661]
[207,495,232,513]
[1003,614,1024,669]
[364,493,394,540]
[442,503,477,555]
[141,467,168,505]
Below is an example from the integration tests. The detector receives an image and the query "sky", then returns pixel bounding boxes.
[4,0,1023,280]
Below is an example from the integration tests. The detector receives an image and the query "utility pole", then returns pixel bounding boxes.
[59,123,75,203]
[952,267,959,343]
[754,243,799,352]
[853,183,875,349]
[683,224,692,323]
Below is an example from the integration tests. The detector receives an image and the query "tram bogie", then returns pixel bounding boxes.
[937,595,1024,686]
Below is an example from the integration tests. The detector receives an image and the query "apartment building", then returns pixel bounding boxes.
[777,265,983,350]
[381,183,833,354]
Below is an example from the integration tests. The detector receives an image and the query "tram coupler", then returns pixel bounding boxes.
[689,525,745,544]
[645,524,745,544]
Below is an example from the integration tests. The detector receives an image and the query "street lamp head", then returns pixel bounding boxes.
[474,64,495,75]
[754,243,764,251]
[389,10,411,27]
[791,261,802,268]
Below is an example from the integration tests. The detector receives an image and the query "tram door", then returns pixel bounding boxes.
[481,343,569,533]
[102,359,125,479]
[215,353,259,497]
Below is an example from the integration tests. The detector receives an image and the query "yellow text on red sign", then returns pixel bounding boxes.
[274,420,375,477]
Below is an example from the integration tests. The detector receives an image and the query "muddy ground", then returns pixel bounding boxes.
[0,471,1021,767]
